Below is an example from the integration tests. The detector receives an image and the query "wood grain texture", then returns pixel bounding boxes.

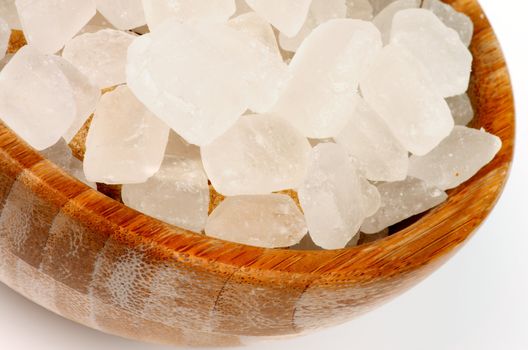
[0,0,515,346]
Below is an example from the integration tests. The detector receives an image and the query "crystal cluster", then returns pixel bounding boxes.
[0,1,501,250]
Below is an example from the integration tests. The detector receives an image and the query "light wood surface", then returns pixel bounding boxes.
[0,0,514,346]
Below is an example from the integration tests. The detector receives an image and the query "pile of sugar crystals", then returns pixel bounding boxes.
[0,0,501,250]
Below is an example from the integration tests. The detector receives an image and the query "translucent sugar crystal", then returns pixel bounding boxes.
[370,0,399,15]
[298,143,369,250]
[446,93,474,126]
[408,126,502,190]
[360,45,454,156]
[15,0,96,54]
[391,9,473,97]
[361,178,381,218]
[0,0,21,29]
[244,0,312,37]
[122,133,209,232]
[142,0,236,29]
[361,177,448,234]
[127,20,288,145]
[229,12,281,57]
[41,139,95,188]
[0,46,76,150]
[234,0,253,17]
[0,17,9,60]
[336,97,409,182]
[205,194,307,248]
[63,29,135,89]
[83,86,170,184]
[201,114,311,196]
[372,0,419,44]
[95,0,146,30]
[346,0,373,20]
[50,57,101,142]
[423,0,473,47]
[279,0,346,52]
[273,19,382,139]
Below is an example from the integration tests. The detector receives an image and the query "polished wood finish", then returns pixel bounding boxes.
[0,0,514,346]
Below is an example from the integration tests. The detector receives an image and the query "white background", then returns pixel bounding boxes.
[1,1,527,349]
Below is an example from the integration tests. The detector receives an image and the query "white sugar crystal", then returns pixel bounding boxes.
[0,0,21,29]
[41,139,95,188]
[62,29,135,89]
[229,12,281,57]
[346,0,373,20]
[423,0,473,46]
[50,57,101,142]
[95,0,146,30]
[244,0,312,37]
[361,177,448,234]
[447,93,474,126]
[142,0,236,29]
[273,19,382,139]
[122,133,209,232]
[336,97,409,181]
[0,46,76,150]
[15,0,96,54]
[360,45,454,155]
[206,194,307,248]
[201,114,311,196]
[372,0,419,44]
[361,178,381,218]
[298,143,367,250]
[408,126,502,190]
[83,86,170,184]
[0,17,9,60]
[279,0,346,52]
[127,20,288,145]
[391,9,473,97]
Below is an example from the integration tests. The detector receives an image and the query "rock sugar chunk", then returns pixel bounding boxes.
[0,46,76,150]
[273,19,382,139]
[142,0,236,29]
[447,93,474,126]
[50,57,101,142]
[205,194,307,248]
[408,126,502,190]
[15,0,96,54]
[0,18,9,59]
[201,114,311,196]
[122,133,209,232]
[298,143,369,250]
[83,86,170,184]
[41,139,95,188]
[229,12,281,57]
[279,0,346,52]
[391,8,473,97]
[95,0,146,30]
[336,97,408,182]
[346,0,373,20]
[244,0,312,37]
[63,29,135,89]
[423,0,473,46]
[360,45,454,156]
[361,177,448,234]
[372,0,419,44]
[127,20,288,146]
[0,0,21,29]
[361,178,381,218]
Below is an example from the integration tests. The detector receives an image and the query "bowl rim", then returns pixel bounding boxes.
[0,0,515,286]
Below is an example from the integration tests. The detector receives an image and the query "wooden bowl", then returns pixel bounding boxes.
[0,0,514,347]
